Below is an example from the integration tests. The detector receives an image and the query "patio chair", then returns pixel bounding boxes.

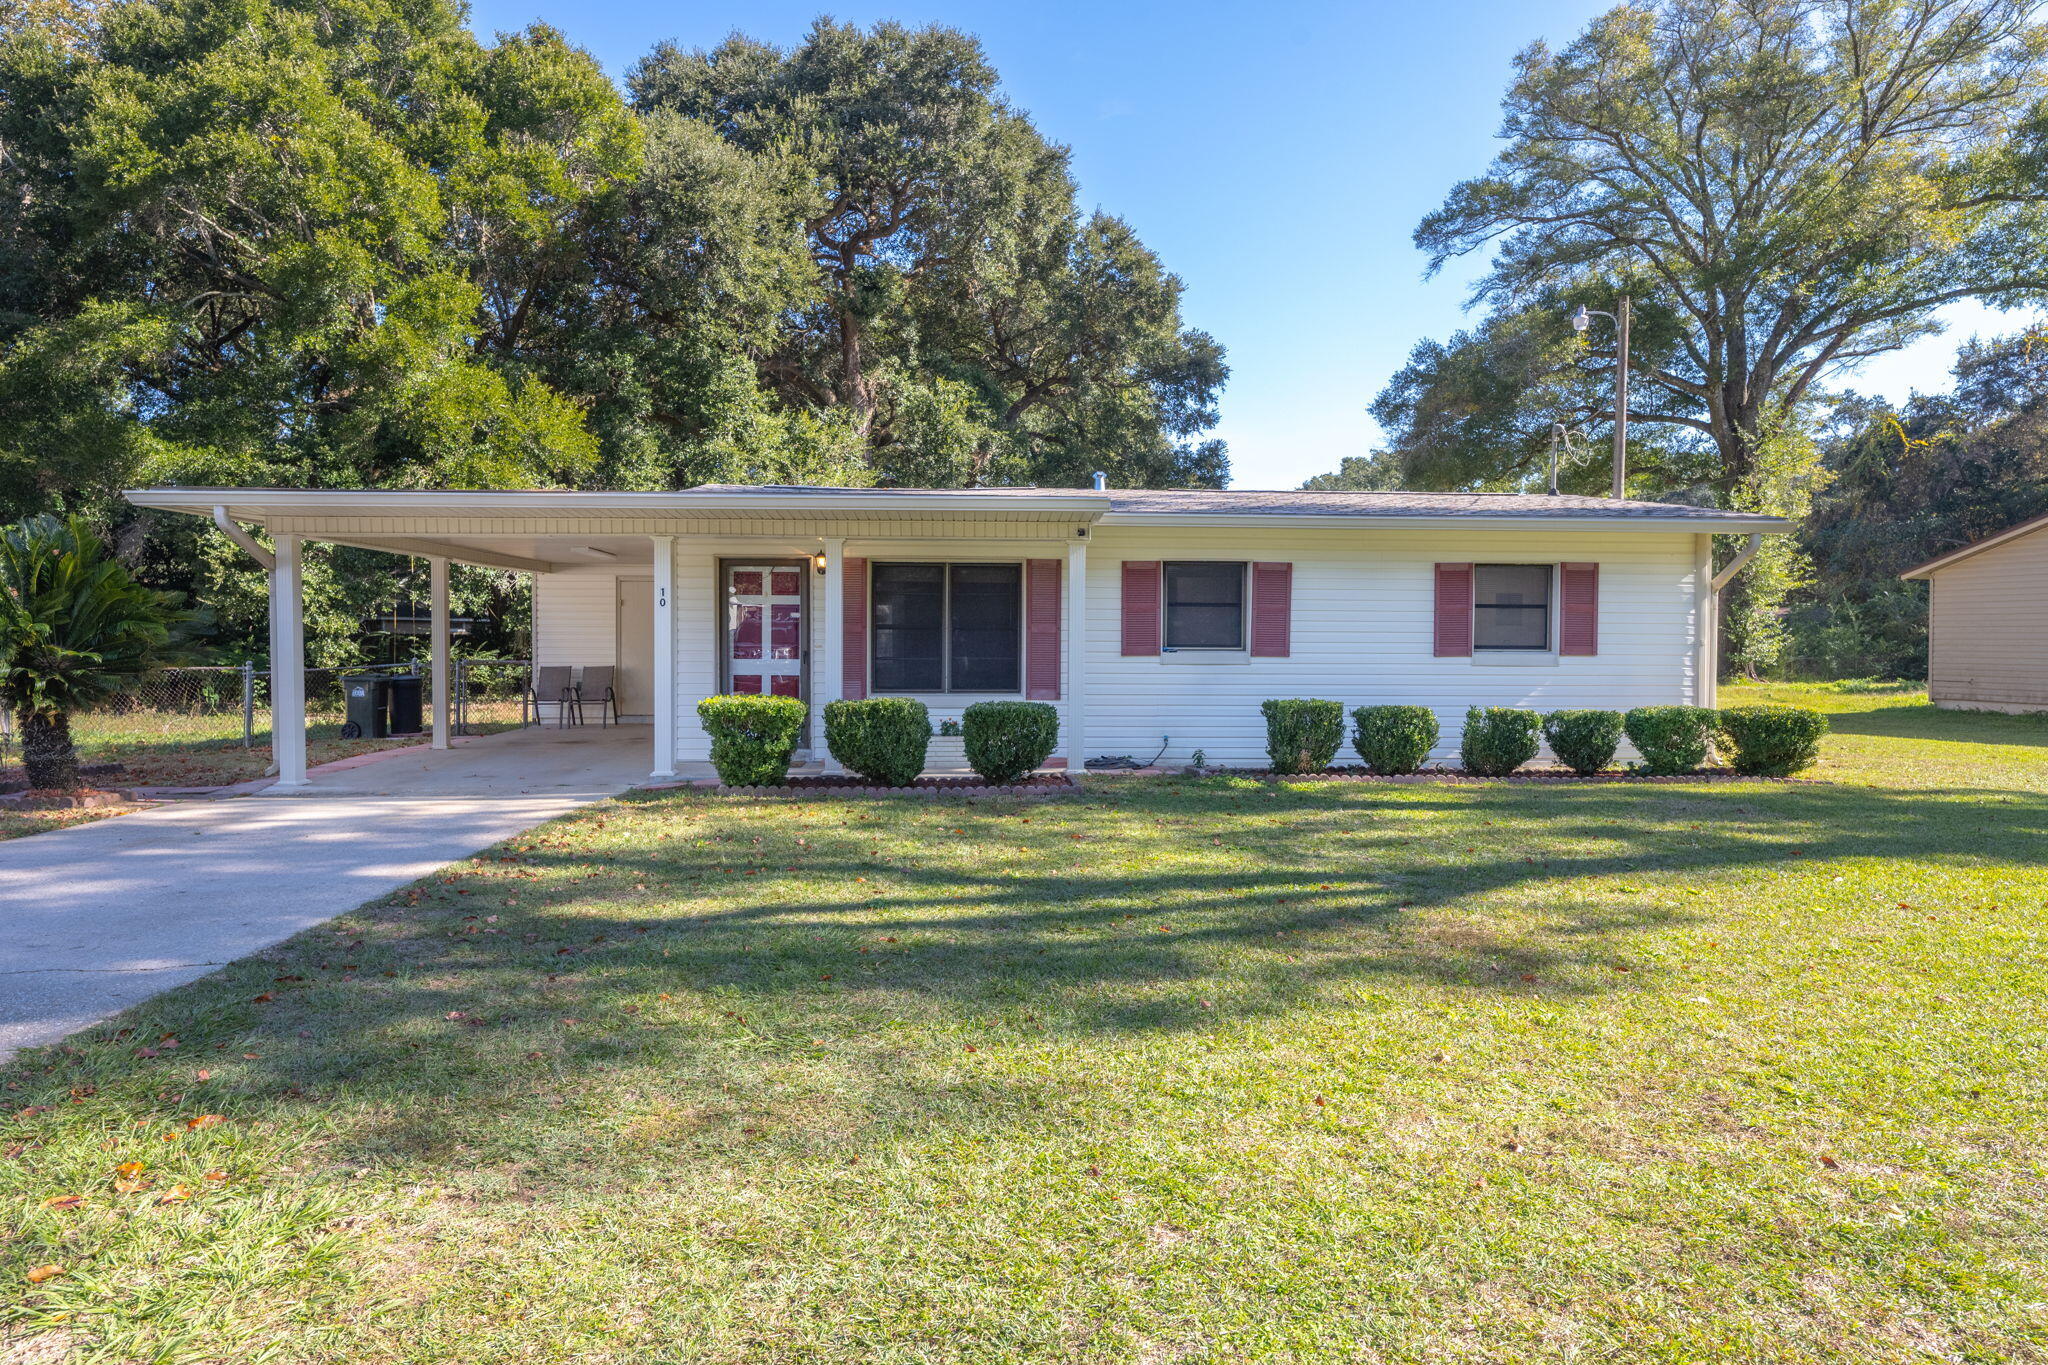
[527,665,577,728]
[575,665,618,727]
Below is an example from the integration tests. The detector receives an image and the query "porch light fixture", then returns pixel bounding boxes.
[813,551,828,575]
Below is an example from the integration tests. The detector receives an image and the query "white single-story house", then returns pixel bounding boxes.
[124,483,1787,784]
[1902,509,2048,712]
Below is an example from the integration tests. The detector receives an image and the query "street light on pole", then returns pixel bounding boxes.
[1569,296,1630,499]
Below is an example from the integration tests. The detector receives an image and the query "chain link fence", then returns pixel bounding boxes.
[0,661,535,776]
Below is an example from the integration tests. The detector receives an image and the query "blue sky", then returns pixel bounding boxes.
[467,0,2033,489]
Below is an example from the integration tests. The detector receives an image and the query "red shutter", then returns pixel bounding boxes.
[1121,561,1161,656]
[1025,558,1061,699]
[1433,563,1474,657]
[1559,561,1599,656]
[841,557,868,699]
[1249,561,1292,657]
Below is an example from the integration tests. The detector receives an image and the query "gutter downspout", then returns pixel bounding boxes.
[212,506,274,571]
[1711,531,1763,592]
[1704,531,1764,704]
[213,507,281,774]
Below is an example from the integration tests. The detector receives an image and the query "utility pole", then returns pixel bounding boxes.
[1611,296,1630,499]
[1569,295,1631,499]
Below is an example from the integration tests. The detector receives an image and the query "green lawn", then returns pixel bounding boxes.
[7,686,2048,1362]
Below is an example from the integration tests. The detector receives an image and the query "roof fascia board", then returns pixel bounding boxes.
[125,488,1109,518]
[1096,512,1790,532]
[1900,514,2048,579]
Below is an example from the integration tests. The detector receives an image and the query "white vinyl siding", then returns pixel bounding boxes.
[661,533,1074,766]
[532,568,619,671]
[1081,525,1704,767]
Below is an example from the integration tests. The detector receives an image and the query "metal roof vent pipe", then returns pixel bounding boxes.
[1091,471,1107,491]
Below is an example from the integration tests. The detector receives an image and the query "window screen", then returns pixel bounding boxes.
[1473,564,1552,650]
[1163,562,1246,649]
[948,564,1022,691]
[869,563,1021,692]
[870,563,945,691]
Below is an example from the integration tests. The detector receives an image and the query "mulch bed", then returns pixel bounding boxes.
[713,773,1078,799]
[0,763,124,796]
[1176,765,1809,784]
[2,787,141,809]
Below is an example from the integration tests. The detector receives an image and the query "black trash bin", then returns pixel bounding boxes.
[341,674,390,739]
[386,674,424,736]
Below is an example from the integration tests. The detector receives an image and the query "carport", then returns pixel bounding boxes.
[125,487,686,790]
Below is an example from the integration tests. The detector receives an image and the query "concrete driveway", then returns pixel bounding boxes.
[0,725,654,1059]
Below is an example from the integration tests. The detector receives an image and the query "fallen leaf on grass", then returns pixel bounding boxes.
[43,1194,84,1209]
[113,1178,151,1194]
[25,1264,63,1284]
[156,1184,195,1204]
[251,993,274,1004]
[1819,1154,1840,1169]
[203,1170,227,1183]
[185,1114,226,1130]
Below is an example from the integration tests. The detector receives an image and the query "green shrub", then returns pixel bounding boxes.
[696,694,807,786]
[1718,705,1828,776]
[1542,709,1624,775]
[824,696,931,785]
[1351,705,1439,775]
[1260,698,1345,774]
[961,701,1060,785]
[1624,705,1717,775]
[1460,706,1540,776]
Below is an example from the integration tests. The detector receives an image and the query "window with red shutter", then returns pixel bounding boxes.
[1025,559,1061,698]
[1121,561,1161,656]
[841,557,868,699]
[1434,563,1474,657]
[1559,562,1599,656]
[1249,562,1292,657]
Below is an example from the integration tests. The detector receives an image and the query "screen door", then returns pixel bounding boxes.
[723,562,806,699]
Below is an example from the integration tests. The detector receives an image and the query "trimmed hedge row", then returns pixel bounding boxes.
[697,694,1062,787]
[1256,698,1827,778]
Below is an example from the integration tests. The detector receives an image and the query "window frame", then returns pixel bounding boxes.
[1471,562,1555,653]
[1161,560,1249,652]
[868,560,1026,694]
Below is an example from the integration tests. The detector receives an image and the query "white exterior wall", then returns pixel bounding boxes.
[532,567,620,670]
[1079,525,1705,767]
[529,523,1708,772]
[663,533,1075,766]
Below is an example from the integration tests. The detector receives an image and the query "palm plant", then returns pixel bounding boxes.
[0,515,202,790]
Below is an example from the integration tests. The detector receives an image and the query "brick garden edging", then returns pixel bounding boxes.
[1089,766,1814,784]
[652,775,1081,800]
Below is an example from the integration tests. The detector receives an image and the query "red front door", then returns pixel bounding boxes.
[723,562,806,700]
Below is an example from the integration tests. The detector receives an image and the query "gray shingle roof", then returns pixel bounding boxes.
[1100,489,1763,519]
[689,483,1776,523]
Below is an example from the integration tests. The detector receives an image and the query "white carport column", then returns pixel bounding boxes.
[269,533,308,787]
[1065,536,1088,776]
[429,555,451,750]
[650,535,678,780]
[816,537,846,774]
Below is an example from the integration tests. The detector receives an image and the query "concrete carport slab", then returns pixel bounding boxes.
[0,725,655,1060]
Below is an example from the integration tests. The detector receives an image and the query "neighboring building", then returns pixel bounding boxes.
[126,484,1786,784]
[1902,511,2048,713]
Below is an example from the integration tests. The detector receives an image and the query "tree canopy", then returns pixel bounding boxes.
[0,4,1227,661]
[1360,0,2048,500]
[628,20,1227,489]
[1792,331,2048,676]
